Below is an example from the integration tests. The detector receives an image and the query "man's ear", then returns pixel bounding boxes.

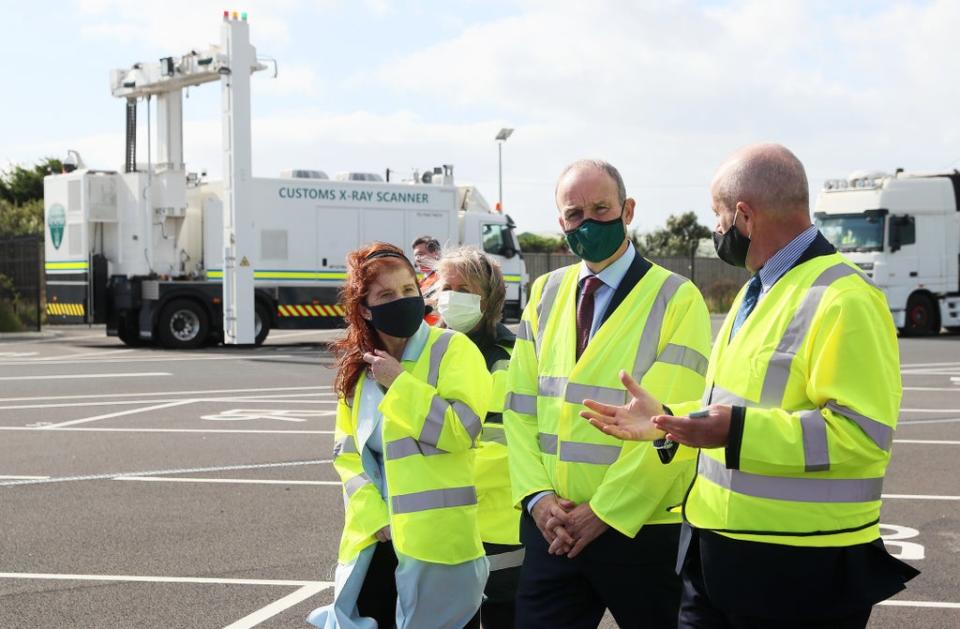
[623,198,636,226]
[736,201,756,234]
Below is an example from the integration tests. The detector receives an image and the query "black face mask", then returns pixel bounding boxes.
[713,209,751,268]
[366,296,425,338]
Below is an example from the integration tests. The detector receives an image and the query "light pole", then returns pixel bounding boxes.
[495,128,513,211]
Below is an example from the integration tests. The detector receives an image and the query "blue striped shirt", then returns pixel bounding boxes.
[756,224,818,304]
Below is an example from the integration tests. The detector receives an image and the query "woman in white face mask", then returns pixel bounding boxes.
[436,246,523,629]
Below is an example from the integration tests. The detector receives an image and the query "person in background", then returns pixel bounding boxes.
[583,143,919,629]
[436,246,523,629]
[504,159,712,628]
[412,235,442,325]
[308,241,491,629]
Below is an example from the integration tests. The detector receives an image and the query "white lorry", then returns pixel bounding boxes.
[814,170,960,336]
[42,13,527,348]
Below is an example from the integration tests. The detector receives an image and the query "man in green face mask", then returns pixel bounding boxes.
[504,159,712,627]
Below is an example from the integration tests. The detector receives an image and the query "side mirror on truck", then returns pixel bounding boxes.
[888,215,916,253]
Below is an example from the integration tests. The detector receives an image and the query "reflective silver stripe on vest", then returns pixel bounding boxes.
[535,269,567,357]
[559,441,621,465]
[632,274,686,380]
[517,320,534,342]
[344,473,372,497]
[488,548,526,571]
[420,395,448,446]
[481,424,508,445]
[825,401,893,451]
[391,486,478,514]
[506,392,537,415]
[386,437,448,460]
[539,432,558,454]
[453,400,483,441]
[538,375,568,398]
[800,408,830,472]
[657,343,709,377]
[698,454,883,503]
[427,330,455,387]
[333,435,358,457]
[564,382,625,406]
[419,397,481,445]
[759,264,860,407]
[705,385,750,407]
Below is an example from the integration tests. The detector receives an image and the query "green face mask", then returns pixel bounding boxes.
[564,202,626,263]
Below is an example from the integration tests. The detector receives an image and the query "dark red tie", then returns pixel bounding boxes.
[576,275,605,359]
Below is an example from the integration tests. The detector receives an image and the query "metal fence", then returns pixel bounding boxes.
[522,252,750,311]
[0,235,43,332]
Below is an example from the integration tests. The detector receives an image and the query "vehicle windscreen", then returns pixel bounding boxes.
[816,214,885,252]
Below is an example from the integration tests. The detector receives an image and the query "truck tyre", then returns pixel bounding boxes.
[157,299,209,349]
[254,301,271,346]
[903,293,940,337]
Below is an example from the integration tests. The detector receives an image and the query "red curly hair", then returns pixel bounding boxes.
[332,242,419,401]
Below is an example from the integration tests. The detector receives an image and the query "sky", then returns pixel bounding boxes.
[2,0,960,235]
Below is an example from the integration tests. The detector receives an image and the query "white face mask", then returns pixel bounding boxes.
[437,290,483,333]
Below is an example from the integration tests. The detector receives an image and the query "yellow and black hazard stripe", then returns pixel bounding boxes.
[277,304,346,318]
[47,303,86,316]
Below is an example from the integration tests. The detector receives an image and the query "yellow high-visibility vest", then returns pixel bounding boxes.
[475,346,520,545]
[504,261,712,536]
[333,327,492,564]
[678,252,900,547]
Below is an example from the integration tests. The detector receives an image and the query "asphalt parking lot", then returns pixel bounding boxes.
[0,324,958,628]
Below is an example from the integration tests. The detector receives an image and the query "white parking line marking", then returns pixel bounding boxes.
[0,385,331,404]
[894,439,960,445]
[903,387,960,392]
[0,475,49,480]
[898,417,960,425]
[0,354,296,367]
[882,494,960,501]
[223,581,333,629]
[0,372,171,381]
[116,477,341,486]
[42,399,195,429]
[0,572,329,588]
[879,600,960,609]
[0,426,333,434]
[0,395,336,411]
[0,459,332,486]
[32,349,135,361]
[901,408,960,413]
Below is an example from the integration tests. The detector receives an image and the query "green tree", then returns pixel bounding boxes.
[518,232,568,253]
[0,157,62,237]
[0,199,44,237]
[0,157,62,205]
[633,211,711,257]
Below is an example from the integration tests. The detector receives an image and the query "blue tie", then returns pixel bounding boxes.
[730,274,762,339]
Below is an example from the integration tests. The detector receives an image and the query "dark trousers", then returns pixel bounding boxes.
[515,513,682,629]
[675,526,885,629]
[356,541,481,629]
[678,546,871,629]
[481,542,522,629]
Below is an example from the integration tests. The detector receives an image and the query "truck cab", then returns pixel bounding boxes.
[814,171,960,335]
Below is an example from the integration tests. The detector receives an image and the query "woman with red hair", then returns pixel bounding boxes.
[308,242,492,629]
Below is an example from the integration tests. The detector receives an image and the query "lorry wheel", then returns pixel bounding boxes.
[254,301,271,346]
[903,293,940,337]
[158,299,209,349]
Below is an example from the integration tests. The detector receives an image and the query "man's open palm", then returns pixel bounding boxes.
[580,370,667,441]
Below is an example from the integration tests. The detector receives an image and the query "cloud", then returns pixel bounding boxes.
[75,0,295,51]
[42,0,960,235]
